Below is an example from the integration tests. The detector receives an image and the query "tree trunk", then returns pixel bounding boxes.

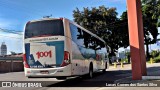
[146,43,150,61]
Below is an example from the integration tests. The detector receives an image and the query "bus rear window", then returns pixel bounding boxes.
[25,20,64,38]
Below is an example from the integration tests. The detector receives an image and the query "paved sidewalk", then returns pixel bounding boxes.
[108,63,160,83]
[108,62,160,71]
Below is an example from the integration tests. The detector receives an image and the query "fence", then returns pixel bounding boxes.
[0,57,24,73]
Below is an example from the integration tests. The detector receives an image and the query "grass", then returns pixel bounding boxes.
[121,58,128,63]
[153,55,160,63]
[147,55,160,63]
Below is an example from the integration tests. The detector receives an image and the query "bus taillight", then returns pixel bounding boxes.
[61,51,70,67]
[23,54,30,68]
[60,17,63,20]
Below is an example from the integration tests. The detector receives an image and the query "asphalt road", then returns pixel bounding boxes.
[47,70,132,87]
[0,63,160,90]
[0,68,132,90]
[0,65,133,86]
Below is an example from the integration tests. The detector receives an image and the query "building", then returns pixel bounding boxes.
[1,42,7,56]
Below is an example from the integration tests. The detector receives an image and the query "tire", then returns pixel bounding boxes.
[88,64,93,78]
[102,69,106,73]
[102,62,107,73]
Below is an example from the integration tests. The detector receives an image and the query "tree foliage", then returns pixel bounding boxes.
[73,6,129,52]
[72,1,159,58]
[141,0,160,58]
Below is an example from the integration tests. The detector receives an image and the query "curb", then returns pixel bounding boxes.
[142,76,160,80]
[114,76,148,84]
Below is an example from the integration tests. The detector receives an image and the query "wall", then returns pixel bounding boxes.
[0,60,24,73]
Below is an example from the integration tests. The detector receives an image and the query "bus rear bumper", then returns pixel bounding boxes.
[24,65,71,78]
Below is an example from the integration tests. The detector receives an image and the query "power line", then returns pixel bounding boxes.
[0,28,22,32]
[0,28,23,39]
[0,28,23,35]
[0,35,22,39]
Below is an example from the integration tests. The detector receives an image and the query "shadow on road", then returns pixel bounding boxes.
[47,65,160,87]
[47,70,131,87]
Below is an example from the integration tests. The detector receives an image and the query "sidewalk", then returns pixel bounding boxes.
[109,63,160,83]
[108,62,160,70]
[92,63,160,90]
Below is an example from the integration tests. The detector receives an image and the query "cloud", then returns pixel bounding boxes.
[0,32,23,54]
[0,17,24,54]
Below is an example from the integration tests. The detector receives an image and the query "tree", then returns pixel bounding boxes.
[142,0,160,59]
[73,2,159,61]
[119,11,129,48]
[73,6,129,53]
[119,0,160,59]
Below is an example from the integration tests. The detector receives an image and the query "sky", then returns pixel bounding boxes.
[0,0,159,54]
[0,0,127,54]
[118,27,160,53]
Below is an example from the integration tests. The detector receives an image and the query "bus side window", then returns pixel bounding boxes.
[77,28,83,39]
[70,23,84,47]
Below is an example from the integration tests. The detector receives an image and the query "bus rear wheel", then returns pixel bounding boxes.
[102,62,107,73]
[88,64,93,78]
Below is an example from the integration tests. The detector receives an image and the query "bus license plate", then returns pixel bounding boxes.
[40,70,49,74]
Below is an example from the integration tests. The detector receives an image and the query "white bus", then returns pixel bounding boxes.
[23,18,109,79]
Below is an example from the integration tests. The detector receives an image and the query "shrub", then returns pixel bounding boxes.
[153,55,160,63]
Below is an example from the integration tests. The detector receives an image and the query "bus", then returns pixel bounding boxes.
[23,18,109,79]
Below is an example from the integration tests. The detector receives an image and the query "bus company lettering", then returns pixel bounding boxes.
[36,51,52,59]
[29,37,58,42]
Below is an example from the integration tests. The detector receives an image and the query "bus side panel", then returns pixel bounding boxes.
[97,52,105,70]
[67,21,85,76]
[96,47,109,70]
[83,60,90,74]
[71,41,85,75]
[63,19,72,75]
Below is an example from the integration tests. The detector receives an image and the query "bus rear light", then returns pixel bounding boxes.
[60,18,63,20]
[23,54,30,68]
[61,51,70,67]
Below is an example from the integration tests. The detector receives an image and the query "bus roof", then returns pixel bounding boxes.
[27,17,106,44]
[28,18,63,23]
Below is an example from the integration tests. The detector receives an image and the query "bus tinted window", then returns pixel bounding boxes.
[25,20,64,38]
[70,23,107,60]
[70,23,84,47]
